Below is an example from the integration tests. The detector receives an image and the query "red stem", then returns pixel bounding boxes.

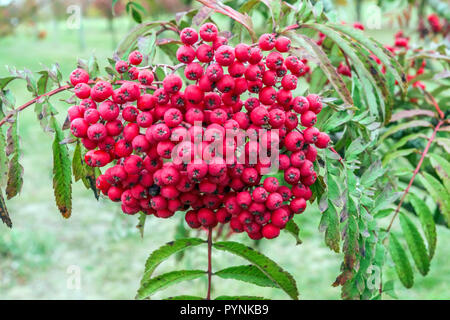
[206,227,213,300]
[386,120,443,233]
[0,84,71,127]
[0,80,156,127]
[426,91,445,119]
[330,146,344,165]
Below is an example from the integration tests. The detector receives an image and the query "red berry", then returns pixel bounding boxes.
[138,70,154,85]
[180,27,199,45]
[262,224,280,239]
[70,68,89,86]
[275,36,291,52]
[199,23,218,42]
[301,110,317,127]
[176,45,196,64]
[128,51,143,66]
[258,33,276,51]
[115,60,129,73]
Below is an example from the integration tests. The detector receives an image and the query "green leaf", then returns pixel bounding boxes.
[164,295,204,300]
[5,119,23,200]
[408,194,437,259]
[116,21,177,57]
[72,141,84,182]
[0,76,17,90]
[428,153,450,191]
[360,160,384,187]
[215,265,278,288]
[418,172,450,225]
[319,202,340,253]
[50,117,72,218]
[284,219,302,245]
[343,215,358,269]
[382,148,417,166]
[299,24,381,118]
[130,7,143,24]
[399,213,430,276]
[0,189,11,228]
[389,233,414,289]
[379,120,431,144]
[136,270,206,300]
[140,238,205,285]
[0,127,8,186]
[215,296,269,300]
[213,241,299,299]
[329,23,407,91]
[88,55,100,79]
[295,35,353,107]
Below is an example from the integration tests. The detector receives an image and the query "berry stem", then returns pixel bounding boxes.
[385,120,443,233]
[206,227,213,300]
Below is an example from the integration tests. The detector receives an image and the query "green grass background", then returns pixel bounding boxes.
[0,18,448,300]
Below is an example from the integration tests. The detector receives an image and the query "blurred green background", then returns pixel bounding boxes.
[0,0,449,300]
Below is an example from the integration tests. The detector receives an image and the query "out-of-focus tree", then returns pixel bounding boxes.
[93,0,126,48]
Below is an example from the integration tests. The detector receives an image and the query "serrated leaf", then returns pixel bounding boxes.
[360,160,384,187]
[329,23,407,91]
[319,202,340,253]
[408,194,437,259]
[284,219,302,245]
[379,120,431,144]
[0,189,11,228]
[136,270,206,300]
[72,141,84,182]
[399,213,430,276]
[0,127,7,186]
[299,24,381,118]
[295,35,353,107]
[428,153,450,191]
[389,233,414,289]
[418,172,450,225]
[215,265,278,288]
[382,148,417,166]
[50,117,72,218]
[5,119,23,200]
[213,241,299,299]
[140,238,205,285]
[215,296,269,300]
[343,215,358,269]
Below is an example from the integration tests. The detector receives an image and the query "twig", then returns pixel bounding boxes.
[386,120,444,233]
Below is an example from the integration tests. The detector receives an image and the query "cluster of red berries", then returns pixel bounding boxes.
[66,23,330,240]
[427,14,444,34]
